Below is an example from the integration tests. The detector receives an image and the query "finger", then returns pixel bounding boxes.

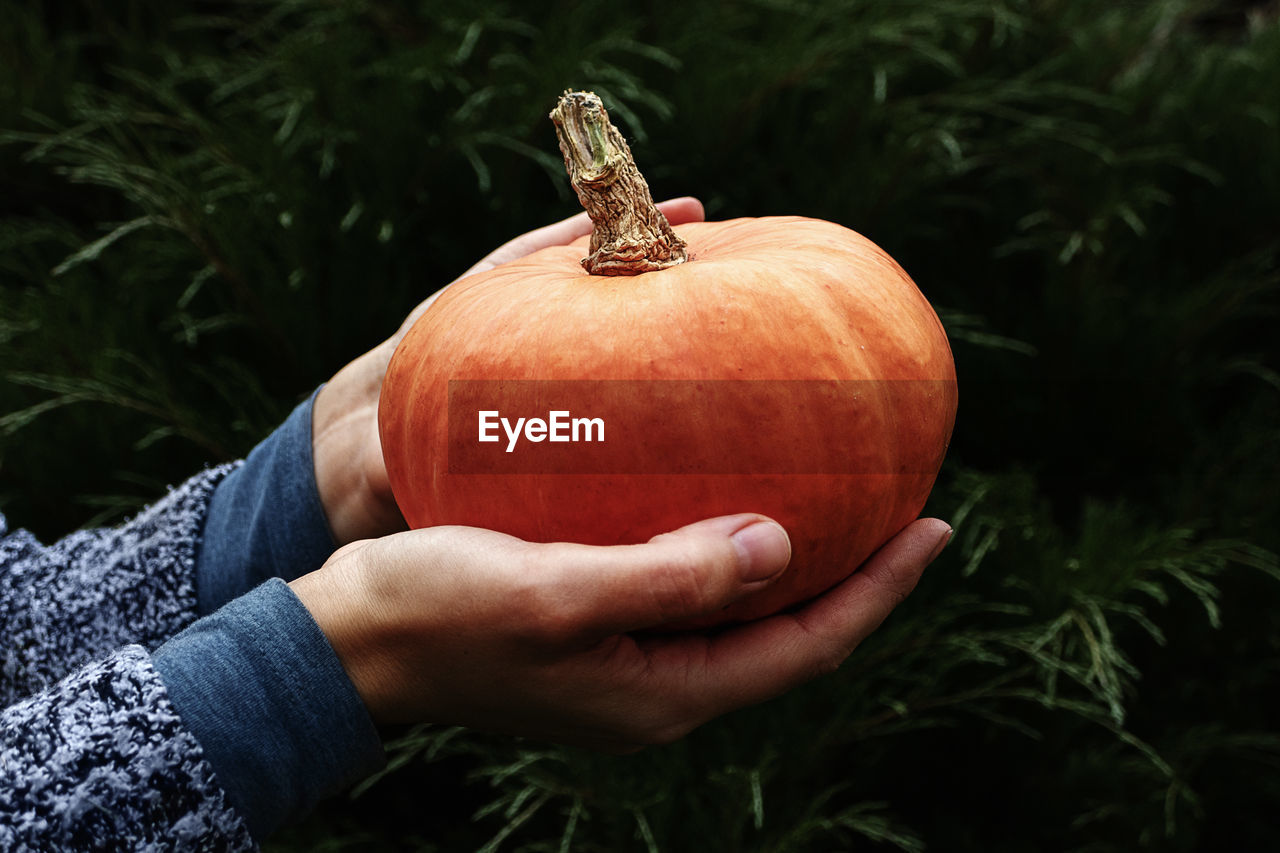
[654,196,705,226]
[522,513,792,639]
[459,211,595,278]
[463,196,706,278]
[502,209,596,253]
[395,197,707,341]
[790,517,950,646]
[395,208,593,332]
[513,196,703,248]
[643,518,951,712]
[400,197,707,336]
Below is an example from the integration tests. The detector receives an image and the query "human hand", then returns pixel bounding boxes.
[311,197,706,545]
[289,515,951,749]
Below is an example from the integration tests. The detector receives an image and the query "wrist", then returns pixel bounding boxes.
[153,578,385,838]
[313,344,405,544]
[289,543,398,725]
[197,394,336,611]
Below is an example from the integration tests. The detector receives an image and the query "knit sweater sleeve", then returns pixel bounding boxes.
[0,466,237,704]
[0,646,253,850]
[0,468,254,850]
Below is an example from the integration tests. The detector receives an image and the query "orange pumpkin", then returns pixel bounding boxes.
[378,92,956,626]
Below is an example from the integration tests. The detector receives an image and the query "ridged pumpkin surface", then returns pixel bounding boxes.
[379,215,957,625]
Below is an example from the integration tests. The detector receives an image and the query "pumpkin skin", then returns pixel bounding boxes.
[378,215,957,626]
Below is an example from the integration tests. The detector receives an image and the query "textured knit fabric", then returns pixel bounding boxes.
[0,646,253,851]
[1,466,234,705]
[1,468,255,850]
[2,396,387,849]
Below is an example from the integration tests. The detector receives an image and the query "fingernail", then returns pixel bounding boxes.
[928,527,954,563]
[731,520,792,582]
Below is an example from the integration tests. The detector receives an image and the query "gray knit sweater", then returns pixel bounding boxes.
[0,466,255,851]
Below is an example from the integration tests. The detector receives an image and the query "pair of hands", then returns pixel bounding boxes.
[293,198,952,749]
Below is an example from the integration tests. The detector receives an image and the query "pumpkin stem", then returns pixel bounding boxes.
[550,90,688,276]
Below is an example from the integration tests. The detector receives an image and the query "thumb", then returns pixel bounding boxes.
[527,514,792,637]
[654,195,705,227]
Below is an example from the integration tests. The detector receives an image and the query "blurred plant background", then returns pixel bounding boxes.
[3,0,1278,849]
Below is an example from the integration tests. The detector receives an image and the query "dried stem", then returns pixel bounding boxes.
[550,90,687,276]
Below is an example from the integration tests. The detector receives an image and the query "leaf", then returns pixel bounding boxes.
[51,216,167,276]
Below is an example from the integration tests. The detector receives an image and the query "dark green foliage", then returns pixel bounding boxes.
[3,0,1278,849]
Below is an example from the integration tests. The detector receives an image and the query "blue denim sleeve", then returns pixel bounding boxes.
[177,389,385,839]
[197,390,337,614]
[152,578,385,841]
